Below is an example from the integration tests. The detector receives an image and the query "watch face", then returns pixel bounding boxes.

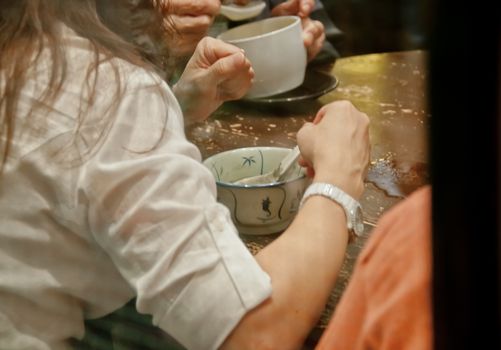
[353,206,364,236]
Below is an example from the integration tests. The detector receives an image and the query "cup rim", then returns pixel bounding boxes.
[217,15,301,44]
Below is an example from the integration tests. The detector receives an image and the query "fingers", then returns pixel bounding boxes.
[298,0,315,17]
[296,101,371,199]
[297,122,316,178]
[211,52,254,100]
[271,0,300,17]
[198,36,245,65]
[306,31,325,61]
[297,111,323,177]
[210,50,250,82]
[175,36,253,121]
[167,0,220,17]
[271,0,315,17]
[162,0,220,57]
[231,0,252,5]
[165,16,211,57]
[313,105,327,124]
[193,37,254,99]
[296,121,315,173]
[301,17,325,61]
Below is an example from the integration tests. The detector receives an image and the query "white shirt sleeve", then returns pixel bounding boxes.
[80,71,272,350]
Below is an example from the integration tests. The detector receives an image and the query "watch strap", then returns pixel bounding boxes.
[300,182,362,240]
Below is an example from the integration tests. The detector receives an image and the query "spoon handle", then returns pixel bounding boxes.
[275,146,301,181]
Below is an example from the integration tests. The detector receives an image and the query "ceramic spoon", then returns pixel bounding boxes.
[219,1,266,21]
[236,146,301,185]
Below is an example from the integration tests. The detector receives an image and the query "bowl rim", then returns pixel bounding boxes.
[217,15,301,44]
[203,146,307,188]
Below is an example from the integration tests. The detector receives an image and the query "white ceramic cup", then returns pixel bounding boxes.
[217,16,307,99]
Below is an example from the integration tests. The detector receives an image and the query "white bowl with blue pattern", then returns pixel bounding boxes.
[203,146,310,235]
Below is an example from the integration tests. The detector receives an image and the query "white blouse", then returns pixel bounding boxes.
[0,28,271,350]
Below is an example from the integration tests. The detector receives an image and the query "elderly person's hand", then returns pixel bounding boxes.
[223,0,252,5]
[270,0,325,61]
[173,37,254,123]
[271,0,315,18]
[224,0,314,15]
[158,0,221,58]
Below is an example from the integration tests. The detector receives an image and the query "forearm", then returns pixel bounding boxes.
[171,82,194,125]
[221,196,348,349]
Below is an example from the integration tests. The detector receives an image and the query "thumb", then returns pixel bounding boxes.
[208,51,248,84]
[312,105,327,124]
[271,0,300,16]
[199,37,243,65]
[297,120,317,178]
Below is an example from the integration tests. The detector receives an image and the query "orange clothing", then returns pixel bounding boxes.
[316,186,432,350]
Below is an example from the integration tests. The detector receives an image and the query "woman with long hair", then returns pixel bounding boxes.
[0,1,370,349]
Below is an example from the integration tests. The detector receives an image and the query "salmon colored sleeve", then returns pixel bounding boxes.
[316,186,433,350]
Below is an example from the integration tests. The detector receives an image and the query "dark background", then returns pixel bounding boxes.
[320,0,429,56]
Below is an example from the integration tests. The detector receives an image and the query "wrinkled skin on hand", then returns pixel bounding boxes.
[271,0,315,18]
[157,0,323,61]
[229,0,250,6]
[157,0,221,58]
[173,37,254,124]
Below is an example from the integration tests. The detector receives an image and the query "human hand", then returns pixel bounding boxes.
[271,0,315,18]
[296,101,370,199]
[173,37,254,123]
[222,0,252,5]
[300,17,325,61]
[158,0,221,58]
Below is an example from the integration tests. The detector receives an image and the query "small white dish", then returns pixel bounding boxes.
[220,1,266,22]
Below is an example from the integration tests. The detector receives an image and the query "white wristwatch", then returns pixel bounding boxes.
[300,182,364,239]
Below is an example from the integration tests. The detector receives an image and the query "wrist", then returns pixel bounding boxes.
[172,82,198,125]
[300,182,365,241]
[312,172,361,200]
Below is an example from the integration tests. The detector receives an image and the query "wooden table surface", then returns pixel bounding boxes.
[186,50,430,345]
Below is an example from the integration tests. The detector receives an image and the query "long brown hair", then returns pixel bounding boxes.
[0,0,169,171]
[97,0,179,77]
